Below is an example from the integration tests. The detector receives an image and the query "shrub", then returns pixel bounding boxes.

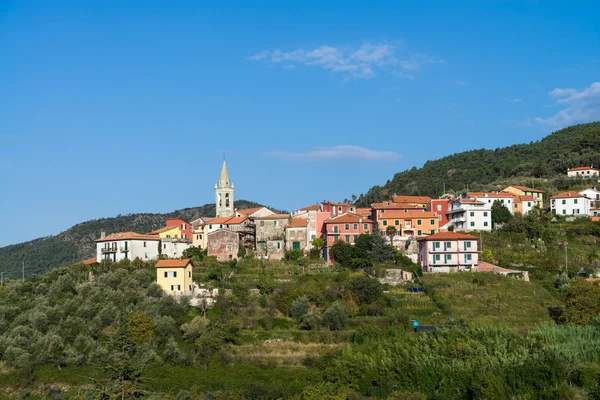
[346,275,383,305]
[291,296,311,321]
[322,302,349,331]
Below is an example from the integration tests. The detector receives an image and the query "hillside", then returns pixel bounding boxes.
[356,122,600,206]
[0,200,283,279]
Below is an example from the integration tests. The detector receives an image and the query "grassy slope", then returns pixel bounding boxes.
[0,200,285,279]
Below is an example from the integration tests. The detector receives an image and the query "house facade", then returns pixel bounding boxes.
[466,192,516,214]
[95,232,160,263]
[551,191,591,217]
[207,229,240,261]
[321,202,356,217]
[503,186,544,208]
[579,188,600,202]
[377,211,439,237]
[160,238,192,259]
[285,218,310,252]
[255,214,289,259]
[165,218,192,240]
[418,232,479,273]
[568,166,600,178]
[391,195,432,209]
[513,195,535,215]
[155,258,193,296]
[429,198,451,228]
[446,199,492,231]
[323,212,373,263]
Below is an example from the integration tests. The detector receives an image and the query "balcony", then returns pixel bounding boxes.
[119,246,129,252]
[101,247,117,253]
[452,217,466,223]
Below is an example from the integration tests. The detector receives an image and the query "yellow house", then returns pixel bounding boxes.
[149,225,182,239]
[504,186,544,208]
[192,224,209,249]
[155,258,193,296]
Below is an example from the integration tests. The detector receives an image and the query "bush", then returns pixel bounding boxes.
[298,313,321,330]
[346,275,383,305]
[322,302,349,331]
[291,296,311,321]
[284,249,303,263]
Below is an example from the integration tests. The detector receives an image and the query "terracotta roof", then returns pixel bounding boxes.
[95,232,161,242]
[323,201,353,206]
[506,185,544,193]
[166,217,189,224]
[82,257,97,265]
[206,216,235,225]
[454,198,485,204]
[551,191,587,199]
[467,192,516,199]
[324,212,373,224]
[155,258,192,268]
[569,166,600,172]
[392,195,432,204]
[225,216,248,225]
[254,213,290,220]
[514,195,535,202]
[286,218,308,228]
[378,211,439,219]
[149,226,180,235]
[236,207,264,216]
[355,207,372,217]
[300,204,321,211]
[418,231,478,241]
[372,202,422,209]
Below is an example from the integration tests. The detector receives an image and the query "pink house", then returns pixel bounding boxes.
[417,232,479,273]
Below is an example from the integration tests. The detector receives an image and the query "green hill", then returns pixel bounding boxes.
[0,200,283,279]
[356,122,600,206]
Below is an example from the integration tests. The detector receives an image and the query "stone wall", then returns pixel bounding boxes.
[207,229,240,262]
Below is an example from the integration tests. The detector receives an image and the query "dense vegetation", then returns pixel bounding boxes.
[0,200,283,279]
[355,122,600,205]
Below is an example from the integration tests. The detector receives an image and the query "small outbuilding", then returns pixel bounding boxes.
[155,258,193,296]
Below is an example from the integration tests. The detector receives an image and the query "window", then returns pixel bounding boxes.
[383,220,388,226]
[345,235,350,242]
[444,241,451,250]
[562,199,566,205]
[143,241,147,247]
[437,205,442,211]
[364,223,368,230]
[171,285,181,291]
[277,242,281,249]
[434,241,441,249]
[417,219,422,226]
[311,235,316,240]
[333,226,339,233]
[470,212,475,217]
[274,221,277,226]
[484,222,489,227]
[483,212,488,217]
[163,244,166,249]
[430,219,435,225]
[430,230,435,234]
[144,253,148,258]
[562,210,566,215]
[417,230,422,236]
[293,241,300,249]
[334,237,339,243]
[574,199,578,204]
[465,241,472,249]
[354,235,358,241]
[182,224,186,229]
[434,254,441,261]
[395,220,399,226]
[189,285,192,291]
[528,202,531,207]
[466,254,472,262]
[164,271,177,278]
[354,223,358,230]
[209,224,213,229]
[260,221,264,227]
[182,234,187,239]
[338,206,342,212]
[345,223,350,230]
[470,222,475,227]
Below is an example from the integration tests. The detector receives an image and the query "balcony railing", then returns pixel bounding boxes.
[101,247,117,253]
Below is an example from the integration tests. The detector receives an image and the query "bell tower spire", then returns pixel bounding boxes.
[215,157,234,217]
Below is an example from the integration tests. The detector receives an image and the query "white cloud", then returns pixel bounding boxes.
[266,145,401,162]
[249,42,442,80]
[534,82,600,128]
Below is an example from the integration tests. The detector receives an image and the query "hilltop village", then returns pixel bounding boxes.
[87,160,600,295]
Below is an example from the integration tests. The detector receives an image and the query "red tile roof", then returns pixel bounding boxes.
[324,212,373,224]
[514,195,535,202]
[82,257,97,265]
[155,258,192,268]
[568,166,600,172]
[418,231,478,241]
[467,192,516,199]
[372,202,423,209]
[254,213,290,220]
[236,207,264,216]
[206,216,235,225]
[148,226,180,235]
[455,198,485,204]
[551,191,587,199]
[95,232,161,242]
[300,204,321,211]
[355,207,372,217]
[506,185,544,193]
[286,218,308,228]
[226,216,248,225]
[392,195,432,204]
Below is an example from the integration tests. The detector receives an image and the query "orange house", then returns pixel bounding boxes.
[377,211,439,237]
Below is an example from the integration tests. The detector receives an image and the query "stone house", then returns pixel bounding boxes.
[285,218,309,252]
[207,229,240,261]
[255,214,289,259]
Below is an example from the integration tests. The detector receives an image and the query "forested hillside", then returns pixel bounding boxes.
[356,122,600,206]
[0,200,282,279]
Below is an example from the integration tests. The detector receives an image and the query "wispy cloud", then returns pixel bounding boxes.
[266,145,401,162]
[249,42,442,80]
[456,81,466,86]
[534,82,600,128]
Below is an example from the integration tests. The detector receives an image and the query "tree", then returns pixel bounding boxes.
[182,247,205,259]
[347,275,383,304]
[491,200,513,227]
[284,249,303,262]
[386,226,397,246]
[352,234,372,259]
[370,231,395,262]
[128,312,156,344]
[309,238,325,260]
[291,296,310,321]
[561,279,600,325]
[329,241,353,267]
[322,301,349,331]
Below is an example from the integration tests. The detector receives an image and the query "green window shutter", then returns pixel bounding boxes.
[417,230,422,236]
[364,224,368,230]
[417,220,422,226]
[353,223,357,230]
[395,220,399,226]
[293,242,300,249]
[430,230,434,234]
[345,235,350,242]
[383,220,387,226]
[430,219,435,225]
[470,212,475,217]
[345,224,349,230]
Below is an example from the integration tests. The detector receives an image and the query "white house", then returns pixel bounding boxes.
[579,187,600,202]
[446,198,492,231]
[417,231,479,273]
[568,166,600,178]
[160,238,193,259]
[551,191,591,217]
[95,232,160,263]
[466,192,516,214]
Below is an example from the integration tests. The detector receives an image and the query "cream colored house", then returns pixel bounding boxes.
[155,258,193,296]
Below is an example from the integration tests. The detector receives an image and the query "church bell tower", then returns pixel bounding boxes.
[215,158,234,218]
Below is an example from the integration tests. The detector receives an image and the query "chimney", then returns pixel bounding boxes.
[100,231,105,239]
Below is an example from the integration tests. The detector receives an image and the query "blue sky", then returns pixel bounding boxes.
[1,0,599,247]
